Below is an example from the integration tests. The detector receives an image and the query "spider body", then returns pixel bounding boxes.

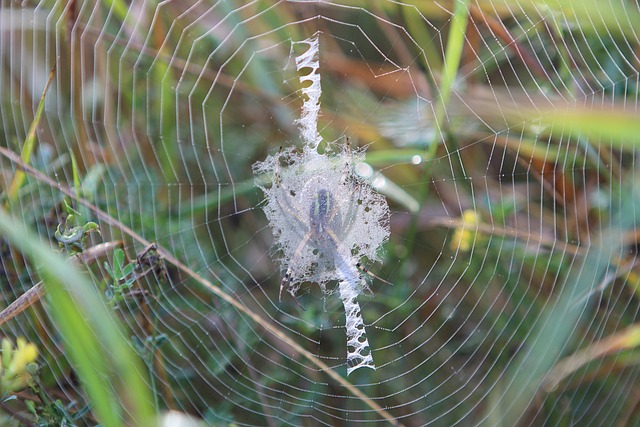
[254,142,389,302]
[308,188,341,249]
[278,183,349,301]
[254,141,389,374]
[310,189,332,235]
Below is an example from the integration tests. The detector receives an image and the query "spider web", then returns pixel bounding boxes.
[1,0,640,425]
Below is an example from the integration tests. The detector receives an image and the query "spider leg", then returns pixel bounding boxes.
[356,261,394,287]
[270,148,318,306]
[331,182,365,242]
[274,146,285,186]
[279,269,292,302]
[338,137,382,241]
[279,233,311,303]
[273,189,307,230]
[279,268,304,310]
[326,224,393,295]
[320,139,360,227]
[338,136,354,189]
[324,229,372,296]
[325,140,364,232]
[272,149,308,230]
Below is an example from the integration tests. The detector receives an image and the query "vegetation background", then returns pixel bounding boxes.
[1,0,640,426]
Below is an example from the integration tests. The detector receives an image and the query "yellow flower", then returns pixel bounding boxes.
[11,338,38,374]
[450,210,480,252]
[1,337,38,394]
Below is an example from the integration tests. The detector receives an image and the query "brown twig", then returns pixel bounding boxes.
[0,241,123,327]
[428,216,585,255]
[0,399,37,426]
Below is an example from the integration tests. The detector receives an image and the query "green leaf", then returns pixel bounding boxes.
[5,64,56,207]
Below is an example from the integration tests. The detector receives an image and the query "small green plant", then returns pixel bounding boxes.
[0,338,90,425]
[54,201,99,254]
[25,384,92,427]
[104,248,137,303]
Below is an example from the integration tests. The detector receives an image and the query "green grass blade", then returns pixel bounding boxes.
[5,63,56,207]
[541,108,640,149]
[439,0,470,117]
[401,5,442,72]
[402,1,471,265]
[0,210,155,427]
[70,152,82,196]
[492,0,640,38]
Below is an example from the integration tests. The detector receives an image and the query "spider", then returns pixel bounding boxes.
[264,140,390,304]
